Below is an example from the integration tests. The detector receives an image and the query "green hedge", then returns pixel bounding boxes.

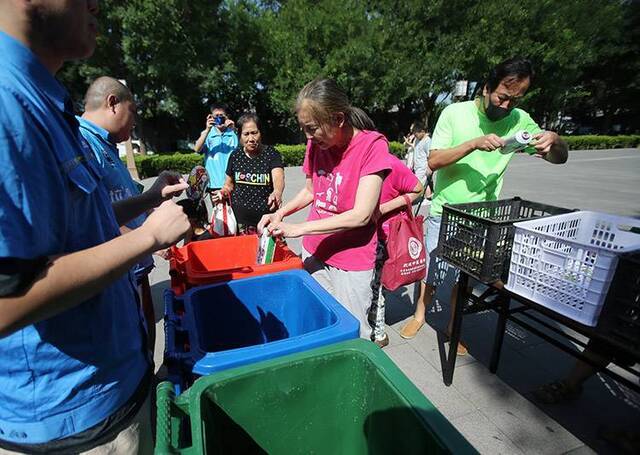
[562,135,640,150]
[132,153,203,179]
[128,136,638,178]
[276,144,306,167]
[389,141,405,158]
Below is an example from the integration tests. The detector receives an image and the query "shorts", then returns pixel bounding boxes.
[423,216,459,288]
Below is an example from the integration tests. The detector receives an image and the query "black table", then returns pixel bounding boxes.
[441,270,640,392]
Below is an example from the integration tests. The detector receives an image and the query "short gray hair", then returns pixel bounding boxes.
[84,76,133,111]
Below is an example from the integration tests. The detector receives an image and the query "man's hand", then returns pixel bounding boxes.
[267,191,282,210]
[140,200,190,250]
[224,118,235,130]
[531,131,559,156]
[205,114,215,131]
[473,134,505,151]
[148,171,188,205]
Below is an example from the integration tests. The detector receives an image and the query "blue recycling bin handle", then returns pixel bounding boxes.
[163,318,192,362]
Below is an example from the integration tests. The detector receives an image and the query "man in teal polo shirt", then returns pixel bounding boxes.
[0,1,189,453]
[193,104,238,197]
[400,58,568,344]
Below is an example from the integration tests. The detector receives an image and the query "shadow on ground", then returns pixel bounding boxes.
[384,284,640,454]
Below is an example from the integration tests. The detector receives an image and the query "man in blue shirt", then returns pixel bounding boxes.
[78,76,166,354]
[193,104,238,193]
[0,1,189,453]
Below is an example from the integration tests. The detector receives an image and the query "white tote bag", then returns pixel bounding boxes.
[211,201,237,237]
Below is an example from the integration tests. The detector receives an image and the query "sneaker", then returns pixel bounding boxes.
[374,334,389,348]
[399,318,424,339]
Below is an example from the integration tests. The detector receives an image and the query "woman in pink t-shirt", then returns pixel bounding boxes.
[369,155,423,347]
[258,78,391,339]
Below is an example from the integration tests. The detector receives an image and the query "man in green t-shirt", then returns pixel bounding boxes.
[400,57,568,344]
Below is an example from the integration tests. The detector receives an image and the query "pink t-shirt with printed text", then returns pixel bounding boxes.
[378,155,420,242]
[302,130,392,271]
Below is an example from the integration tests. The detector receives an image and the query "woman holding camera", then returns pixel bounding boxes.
[211,113,285,233]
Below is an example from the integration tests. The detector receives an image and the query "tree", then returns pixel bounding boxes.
[59,0,266,151]
[59,0,638,151]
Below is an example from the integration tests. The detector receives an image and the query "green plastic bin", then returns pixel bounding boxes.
[156,339,476,454]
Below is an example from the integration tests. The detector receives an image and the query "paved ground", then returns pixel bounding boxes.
[147,148,640,454]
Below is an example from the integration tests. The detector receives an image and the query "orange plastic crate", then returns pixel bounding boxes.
[169,235,303,295]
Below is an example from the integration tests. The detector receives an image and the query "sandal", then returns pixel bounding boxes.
[532,381,582,404]
[456,341,468,356]
[444,332,468,356]
[400,318,424,339]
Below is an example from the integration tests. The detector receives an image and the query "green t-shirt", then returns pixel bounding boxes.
[430,100,541,216]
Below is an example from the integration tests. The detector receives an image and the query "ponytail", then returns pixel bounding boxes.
[347,107,375,131]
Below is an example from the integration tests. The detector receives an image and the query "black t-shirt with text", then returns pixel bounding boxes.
[226,145,283,226]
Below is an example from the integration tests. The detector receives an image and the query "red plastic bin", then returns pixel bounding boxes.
[169,235,303,295]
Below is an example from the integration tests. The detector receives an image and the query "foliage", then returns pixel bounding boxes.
[63,0,638,151]
[562,135,640,151]
[131,153,203,179]
[276,145,307,167]
[389,142,405,159]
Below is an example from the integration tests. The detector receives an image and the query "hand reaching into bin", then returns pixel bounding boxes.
[264,220,305,239]
[257,211,284,234]
[258,210,304,238]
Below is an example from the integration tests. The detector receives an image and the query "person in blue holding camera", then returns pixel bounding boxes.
[194,104,239,201]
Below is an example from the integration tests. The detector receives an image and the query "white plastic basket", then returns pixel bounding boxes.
[505,211,640,326]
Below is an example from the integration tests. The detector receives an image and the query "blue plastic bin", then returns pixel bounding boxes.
[164,270,360,392]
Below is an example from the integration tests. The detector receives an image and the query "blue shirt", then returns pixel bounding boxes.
[0,31,148,444]
[202,127,238,188]
[77,117,154,281]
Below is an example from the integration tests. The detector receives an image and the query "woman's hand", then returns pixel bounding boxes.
[267,191,282,210]
[210,189,230,204]
[267,221,304,239]
[258,211,283,233]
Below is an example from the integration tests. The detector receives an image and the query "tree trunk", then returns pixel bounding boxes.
[124,139,139,180]
[136,121,148,155]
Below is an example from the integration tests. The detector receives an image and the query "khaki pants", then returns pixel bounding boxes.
[0,392,153,455]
